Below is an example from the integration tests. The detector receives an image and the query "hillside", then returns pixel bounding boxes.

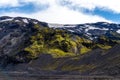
[0,16,119,77]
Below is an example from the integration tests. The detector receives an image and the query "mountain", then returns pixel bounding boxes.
[50,22,120,41]
[0,16,119,78]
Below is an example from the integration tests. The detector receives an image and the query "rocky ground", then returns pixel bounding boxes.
[0,72,119,80]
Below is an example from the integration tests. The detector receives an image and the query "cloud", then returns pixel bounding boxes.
[60,0,120,13]
[0,0,115,24]
[0,0,19,7]
[32,5,110,24]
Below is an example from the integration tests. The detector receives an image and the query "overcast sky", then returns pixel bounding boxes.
[0,0,120,24]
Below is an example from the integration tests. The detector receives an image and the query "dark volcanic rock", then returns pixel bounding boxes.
[0,16,48,67]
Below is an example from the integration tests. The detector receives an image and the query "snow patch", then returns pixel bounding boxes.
[86,33,91,35]
[116,29,120,33]
[48,24,76,28]
[33,21,38,24]
[85,25,109,31]
[64,25,76,27]
[22,19,28,23]
[89,26,99,30]
[68,30,74,32]
[15,20,20,22]
[0,18,13,22]
[85,28,89,32]
[101,28,109,30]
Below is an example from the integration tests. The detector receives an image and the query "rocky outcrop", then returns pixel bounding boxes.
[0,16,48,67]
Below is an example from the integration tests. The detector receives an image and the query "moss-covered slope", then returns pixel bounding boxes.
[24,25,92,58]
[24,25,118,59]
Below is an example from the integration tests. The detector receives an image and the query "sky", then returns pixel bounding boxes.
[0,0,120,24]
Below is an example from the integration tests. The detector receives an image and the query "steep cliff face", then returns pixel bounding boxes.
[0,16,120,76]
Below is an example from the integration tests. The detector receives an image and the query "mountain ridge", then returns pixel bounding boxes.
[0,16,119,77]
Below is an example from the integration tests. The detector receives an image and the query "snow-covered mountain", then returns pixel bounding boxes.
[0,16,120,41]
[0,16,48,27]
[49,22,120,40]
